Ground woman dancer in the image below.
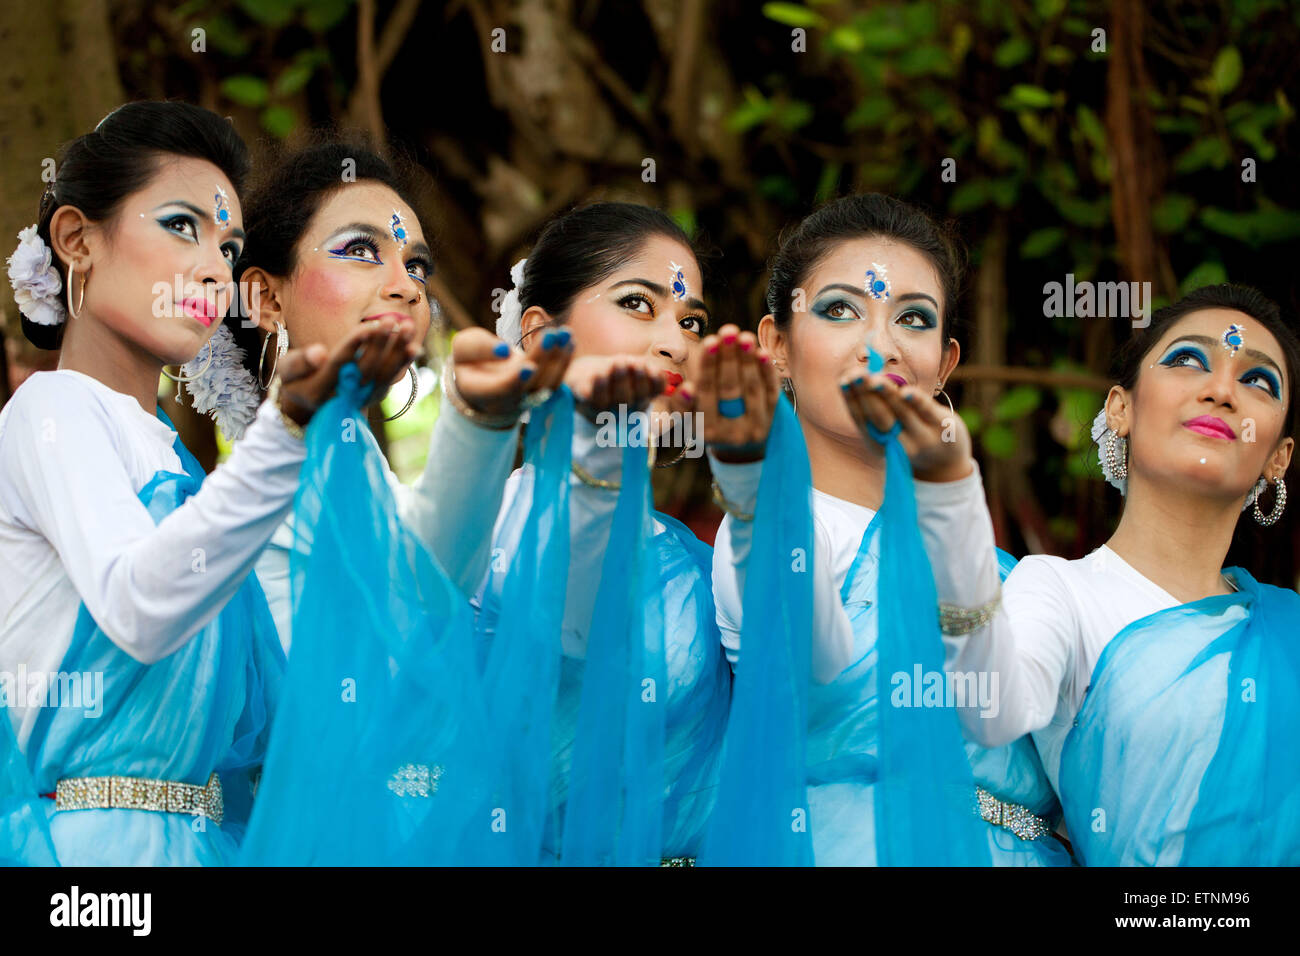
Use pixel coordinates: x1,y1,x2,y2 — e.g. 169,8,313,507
708,193,1069,865
0,102,414,865
477,202,776,864
858,284,1299,865
221,141,567,651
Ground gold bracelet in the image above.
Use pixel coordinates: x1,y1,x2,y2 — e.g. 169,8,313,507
442,362,522,431
267,379,306,441
711,478,754,521
571,461,620,490
938,591,1002,635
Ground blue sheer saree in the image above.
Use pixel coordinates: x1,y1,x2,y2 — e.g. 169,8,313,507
1,408,283,867
239,365,513,865
1059,566,1300,865
475,405,730,865
703,402,990,865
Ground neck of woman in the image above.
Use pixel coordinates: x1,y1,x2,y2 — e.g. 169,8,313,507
1106,471,1243,604
57,313,164,415
803,417,885,512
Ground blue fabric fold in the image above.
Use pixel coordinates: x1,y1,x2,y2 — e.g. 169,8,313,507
239,364,512,865
1060,566,1300,865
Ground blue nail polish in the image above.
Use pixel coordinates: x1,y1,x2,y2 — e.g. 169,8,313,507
519,367,533,382
493,342,510,358
542,332,556,350
840,381,851,391
903,392,915,402
873,382,884,392
854,376,865,386
555,329,571,346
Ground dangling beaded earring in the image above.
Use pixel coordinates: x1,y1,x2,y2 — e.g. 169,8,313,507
1253,476,1287,526
1105,429,1129,481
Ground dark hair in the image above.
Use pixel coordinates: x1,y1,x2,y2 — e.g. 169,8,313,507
24,100,251,350
764,193,966,344
230,136,429,386
1113,284,1300,440
517,202,696,336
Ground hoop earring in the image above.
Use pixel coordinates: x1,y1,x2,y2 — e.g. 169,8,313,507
1105,429,1129,481
1253,476,1287,526
934,385,956,419
161,339,215,383
258,321,288,389
384,365,420,421
783,377,798,417
65,265,86,319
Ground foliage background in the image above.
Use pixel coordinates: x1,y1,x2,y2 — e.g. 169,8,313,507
2,0,1298,584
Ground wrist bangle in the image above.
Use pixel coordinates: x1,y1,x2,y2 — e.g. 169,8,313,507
443,362,522,431
711,478,754,522
267,379,306,441
572,461,620,490
938,591,1002,635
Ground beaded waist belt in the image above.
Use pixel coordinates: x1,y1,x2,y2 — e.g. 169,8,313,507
975,786,1050,841
53,772,224,826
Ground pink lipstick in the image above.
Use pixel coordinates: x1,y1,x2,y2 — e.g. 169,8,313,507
1184,415,1236,440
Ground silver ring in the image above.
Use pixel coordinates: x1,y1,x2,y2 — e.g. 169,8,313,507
520,388,554,410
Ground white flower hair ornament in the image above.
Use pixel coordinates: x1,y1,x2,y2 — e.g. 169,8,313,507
181,324,261,442
7,225,66,327
1091,406,1261,509
496,257,527,347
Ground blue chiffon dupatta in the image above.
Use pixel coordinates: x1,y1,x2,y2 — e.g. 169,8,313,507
869,421,988,866
239,365,510,865
700,394,814,866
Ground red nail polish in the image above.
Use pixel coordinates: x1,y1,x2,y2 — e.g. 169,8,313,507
758,354,769,364
740,341,752,352
723,333,737,345
708,344,719,354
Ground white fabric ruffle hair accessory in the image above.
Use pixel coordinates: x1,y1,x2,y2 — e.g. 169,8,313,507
1091,406,1262,509
496,257,527,347
181,324,262,442
7,225,66,327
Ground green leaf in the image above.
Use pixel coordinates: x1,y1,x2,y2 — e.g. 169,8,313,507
220,75,269,108
901,2,938,37
959,407,981,435
845,95,893,130
1199,207,1300,247
204,15,250,57
236,0,295,28
982,423,1017,459
994,386,1041,421
1020,227,1066,259
1151,193,1196,233
727,89,772,133
1006,84,1054,110
1180,261,1229,296
1172,137,1230,174
1210,47,1243,96
774,100,814,131
274,62,315,98
827,25,864,52
994,35,1033,68
1052,194,1109,228
1018,110,1054,146
1076,104,1106,151
762,2,827,28
896,44,951,77
989,177,1020,208
1045,45,1073,66
814,162,842,203
948,180,989,214
1034,0,1067,18
303,0,352,32
260,105,297,138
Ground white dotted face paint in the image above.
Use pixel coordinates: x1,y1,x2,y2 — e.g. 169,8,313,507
669,262,688,301
865,262,891,299
584,292,602,304
1200,458,1207,464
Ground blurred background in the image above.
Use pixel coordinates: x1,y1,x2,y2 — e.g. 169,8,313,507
2,0,1299,583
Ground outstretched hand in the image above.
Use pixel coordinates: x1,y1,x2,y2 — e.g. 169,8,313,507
841,372,974,482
